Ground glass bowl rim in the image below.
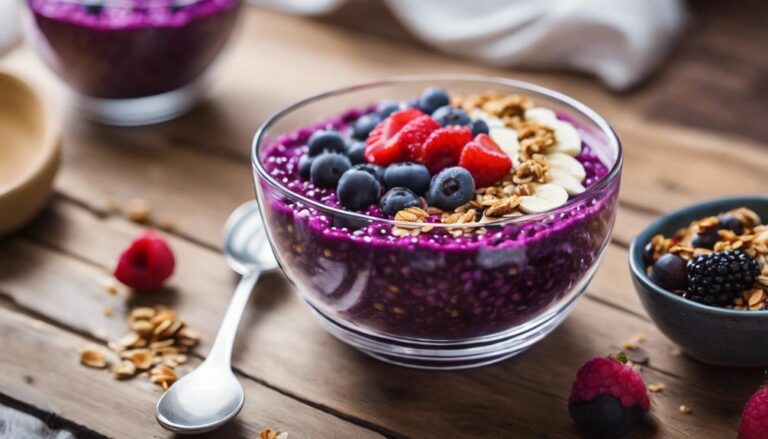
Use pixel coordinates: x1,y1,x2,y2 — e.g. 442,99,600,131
251,74,623,229
26,0,217,9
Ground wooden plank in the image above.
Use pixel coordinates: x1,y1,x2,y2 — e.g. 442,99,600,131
0,305,384,439
2,199,756,438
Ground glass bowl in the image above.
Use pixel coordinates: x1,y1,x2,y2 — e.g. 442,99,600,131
252,76,622,369
23,0,242,125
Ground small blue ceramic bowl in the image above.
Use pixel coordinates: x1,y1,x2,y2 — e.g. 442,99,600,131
629,195,768,366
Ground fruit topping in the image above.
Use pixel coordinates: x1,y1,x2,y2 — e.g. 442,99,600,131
418,87,451,114
518,183,568,214
298,154,313,179
719,212,744,235
547,169,586,195
432,105,471,127
397,115,442,161
546,152,586,182
337,170,381,211
383,162,431,195
418,125,473,174
569,356,649,438
350,163,385,184
739,384,768,439
470,119,489,136
650,254,688,291
352,113,382,140
308,129,347,156
345,141,366,165
310,153,351,188
376,100,402,118
690,228,719,249
427,167,475,211
458,134,512,187
686,250,760,306
524,108,582,156
487,127,519,161
380,187,421,216
114,231,175,290
365,108,424,166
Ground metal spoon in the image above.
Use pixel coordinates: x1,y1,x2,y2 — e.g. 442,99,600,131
155,201,278,434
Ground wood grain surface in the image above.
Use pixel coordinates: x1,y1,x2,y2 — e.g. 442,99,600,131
0,3,766,438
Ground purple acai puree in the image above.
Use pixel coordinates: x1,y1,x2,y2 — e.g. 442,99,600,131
27,0,241,99
258,107,620,340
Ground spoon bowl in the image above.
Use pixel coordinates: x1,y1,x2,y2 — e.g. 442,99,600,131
156,200,277,434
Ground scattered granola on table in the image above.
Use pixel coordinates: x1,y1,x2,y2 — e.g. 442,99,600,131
78,306,200,389
644,208,767,310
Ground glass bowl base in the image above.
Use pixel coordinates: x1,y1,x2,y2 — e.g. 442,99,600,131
74,81,204,126
307,297,580,370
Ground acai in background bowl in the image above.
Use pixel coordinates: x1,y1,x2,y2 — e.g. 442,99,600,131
251,76,623,369
629,196,768,366
23,0,242,125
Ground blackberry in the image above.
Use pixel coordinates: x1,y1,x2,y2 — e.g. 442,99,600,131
686,250,760,306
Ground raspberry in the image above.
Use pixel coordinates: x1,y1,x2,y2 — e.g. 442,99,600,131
417,125,473,173
458,134,512,187
397,115,440,160
687,250,760,306
739,385,768,439
114,231,175,290
569,357,649,438
364,108,424,166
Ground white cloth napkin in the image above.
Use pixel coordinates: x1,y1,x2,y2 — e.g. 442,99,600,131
0,0,21,56
254,0,687,90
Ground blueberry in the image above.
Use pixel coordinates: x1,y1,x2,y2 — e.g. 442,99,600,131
308,130,346,157
346,141,366,165
427,167,475,211
376,100,402,118
351,163,385,184
650,254,688,291
569,394,645,439
691,229,719,249
380,187,421,216
431,106,471,127
84,0,103,14
719,213,743,235
383,162,431,194
642,242,655,266
310,153,351,188
471,119,489,136
337,170,381,211
298,154,313,179
352,114,381,140
418,87,450,114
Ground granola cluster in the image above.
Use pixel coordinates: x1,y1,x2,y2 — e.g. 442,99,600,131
646,207,768,310
80,306,200,389
391,92,561,237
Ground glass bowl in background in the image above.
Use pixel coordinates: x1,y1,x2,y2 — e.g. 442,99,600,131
252,76,622,369
23,0,242,125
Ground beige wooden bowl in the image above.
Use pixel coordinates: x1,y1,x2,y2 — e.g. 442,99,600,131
0,71,60,236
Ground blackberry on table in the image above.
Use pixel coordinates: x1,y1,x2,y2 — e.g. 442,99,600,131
686,250,760,306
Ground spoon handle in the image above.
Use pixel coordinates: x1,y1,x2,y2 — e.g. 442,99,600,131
206,269,261,366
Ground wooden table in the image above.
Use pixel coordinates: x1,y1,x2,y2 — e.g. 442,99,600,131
1,3,767,437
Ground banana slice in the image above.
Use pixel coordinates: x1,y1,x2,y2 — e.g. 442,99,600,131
519,183,569,214
546,152,586,182
548,169,586,195
525,107,558,123
489,127,519,160
469,109,504,129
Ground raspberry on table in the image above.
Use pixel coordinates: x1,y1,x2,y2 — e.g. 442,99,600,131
114,231,175,290
740,385,768,439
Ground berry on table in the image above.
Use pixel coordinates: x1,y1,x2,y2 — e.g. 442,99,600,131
310,153,351,188
365,108,424,166
418,87,451,114
432,105,471,127
427,167,475,211
376,100,402,118
569,356,649,438
345,141,366,165
383,162,431,195
308,130,347,156
337,170,381,211
739,384,768,439
686,250,760,306
470,119,489,136
351,163,385,184
458,134,512,187
719,212,744,235
417,125,473,173
114,231,175,290
352,114,382,140
649,253,688,291
380,187,421,216
298,154,313,179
